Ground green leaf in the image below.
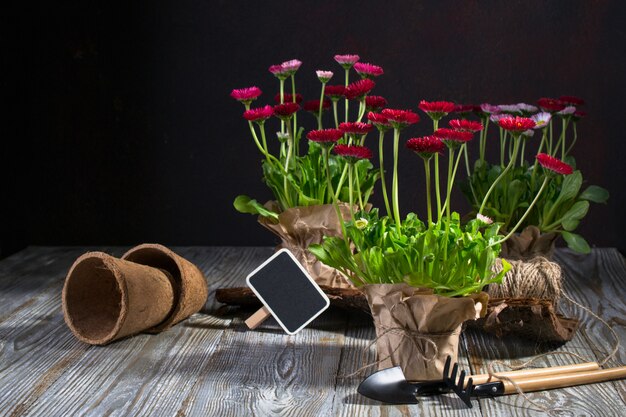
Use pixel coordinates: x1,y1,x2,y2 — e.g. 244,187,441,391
579,185,609,204
556,171,582,204
233,195,279,220
562,231,591,254
561,200,589,223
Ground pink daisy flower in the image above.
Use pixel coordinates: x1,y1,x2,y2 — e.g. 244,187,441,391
306,129,344,143
344,79,376,100
333,144,373,161
448,119,484,132
334,54,360,69
365,95,388,112
339,122,374,136
536,153,573,175
381,109,420,129
316,70,333,83
406,136,445,159
243,105,273,122
353,62,384,79
230,86,262,104
324,85,346,101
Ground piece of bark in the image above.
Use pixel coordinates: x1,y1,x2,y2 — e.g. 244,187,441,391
215,287,579,342
215,285,369,312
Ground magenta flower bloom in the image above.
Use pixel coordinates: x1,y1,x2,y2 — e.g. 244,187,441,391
537,97,566,112
498,104,522,114
316,70,333,83
449,119,484,132
307,128,343,144
434,128,474,148
274,93,303,104
365,95,388,112
243,105,274,122
273,102,300,120
230,86,262,104
281,59,302,74
381,109,420,129
573,110,587,121
418,100,456,120
406,136,445,159
333,144,373,161
353,62,384,79
345,79,375,100
490,113,509,124
557,106,576,116
517,103,538,113
304,99,331,112
476,213,493,225
498,116,536,132
324,85,346,101
453,104,475,114
536,153,573,175
531,112,552,129
334,54,360,69
339,122,374,136
559,95,585,106
480,103,501,115
367,112,392,132
269,64,290,79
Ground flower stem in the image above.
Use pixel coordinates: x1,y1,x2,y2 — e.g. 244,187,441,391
356,99,366,122
334,163,349,200
283,122,295,207
433,119,442,221
480,117,489,162
424,158,432,227
520,138,526,167
322,146,348,239
445,147,455,222
499,127,505,167
392,128,402,233
529,134,543,190
490,176,549,246
479,136,521,215
279,79,285,134
332,100,339,128
354,163,364,209
344,68,349,123
290,75,299,156
318,83,326,130
548,119,553,154
441,146,465,215
348,162,355,219
566,121,578,156
378,130,392,218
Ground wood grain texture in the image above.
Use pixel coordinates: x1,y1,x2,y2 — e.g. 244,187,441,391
0,247,624,417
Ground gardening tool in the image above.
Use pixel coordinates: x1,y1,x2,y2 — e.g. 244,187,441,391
358,359,599,404
444,357,626,408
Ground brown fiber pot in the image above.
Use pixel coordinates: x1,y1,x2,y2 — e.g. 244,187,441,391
63,252,176,345
121,243,208,333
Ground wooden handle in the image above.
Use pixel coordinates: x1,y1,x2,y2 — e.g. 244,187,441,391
502,366,626,394
245,306,271,330
470,362,600,385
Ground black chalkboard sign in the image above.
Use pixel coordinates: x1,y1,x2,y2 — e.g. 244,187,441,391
246,249,330,335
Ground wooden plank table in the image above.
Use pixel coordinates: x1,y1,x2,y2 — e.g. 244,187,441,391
0,247,624,416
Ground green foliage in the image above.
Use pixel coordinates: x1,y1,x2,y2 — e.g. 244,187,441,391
232,195,279,220
462,159,608,253
310,209,511,296
235,141,379,217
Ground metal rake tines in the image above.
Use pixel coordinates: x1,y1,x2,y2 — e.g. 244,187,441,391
443,356,475,408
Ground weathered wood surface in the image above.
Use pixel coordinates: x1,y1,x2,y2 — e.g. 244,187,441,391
0,246,624,416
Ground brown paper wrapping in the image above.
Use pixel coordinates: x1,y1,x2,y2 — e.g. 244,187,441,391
500,225,558,261
259,201,354,289
363,284,488,381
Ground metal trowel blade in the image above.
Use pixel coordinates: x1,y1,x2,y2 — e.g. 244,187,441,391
357,366,419,404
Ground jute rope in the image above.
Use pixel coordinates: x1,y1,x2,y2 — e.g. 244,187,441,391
483,258,621,416
488,257,562,301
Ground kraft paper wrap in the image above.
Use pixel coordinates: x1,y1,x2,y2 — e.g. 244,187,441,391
363,284,488,381
259,201,354,289
500,225,558,261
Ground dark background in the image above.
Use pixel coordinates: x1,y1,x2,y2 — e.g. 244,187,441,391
3,0,625,257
